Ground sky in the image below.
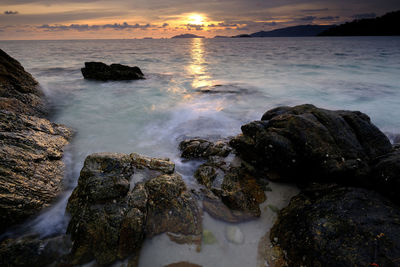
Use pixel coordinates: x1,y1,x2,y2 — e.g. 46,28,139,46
0,0,399,40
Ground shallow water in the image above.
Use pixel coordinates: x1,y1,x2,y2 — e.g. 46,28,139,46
1,37,400,265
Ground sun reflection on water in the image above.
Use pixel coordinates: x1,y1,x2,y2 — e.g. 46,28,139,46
188,38,213,89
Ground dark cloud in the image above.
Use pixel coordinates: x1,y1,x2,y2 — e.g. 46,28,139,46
162,23,169,27
38,22,152,31
301,8,329,13
319,16,340,20
185,23,204,31
352,13,377,19
265,22,277,26
4,11,19,15
218,22,238,27
299,16,316,21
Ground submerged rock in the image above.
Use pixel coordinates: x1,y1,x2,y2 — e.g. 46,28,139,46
66,152,201,266
81,62,144,81
230,104,392,185
0,49,47,117
202,229,218,245
164,262,202,267
225,226,244,245
270,186,400,267
0,50,73,234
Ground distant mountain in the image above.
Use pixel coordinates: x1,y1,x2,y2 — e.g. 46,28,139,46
247,25,334,37
214,35,230,38
172,34,205,39
319,10,400,36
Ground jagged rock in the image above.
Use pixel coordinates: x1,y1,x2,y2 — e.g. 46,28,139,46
0,49,47,117
81,62,144,81
270,186,400,267
371,147,400,205
145,173,202,244
179,138,266,221
66,152,201,266
0,110,72,234
0,234,71,267
230,104,392,185
179,139,231,159
0,49,72,234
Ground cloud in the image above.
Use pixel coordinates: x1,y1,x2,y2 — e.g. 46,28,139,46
0,10,127,25
37,22,153,31
319,16,340,20
299,16,316,21
352,13,377,19
185,23,204,31
301,8,329,13
4,11,19,15
162,23,169,27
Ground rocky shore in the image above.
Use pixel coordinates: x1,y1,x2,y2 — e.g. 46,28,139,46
1,49,399,267
0,49,72,234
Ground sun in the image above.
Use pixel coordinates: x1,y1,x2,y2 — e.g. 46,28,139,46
188,14,205,25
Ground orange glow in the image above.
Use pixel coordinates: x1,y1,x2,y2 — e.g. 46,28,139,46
188,14,205,25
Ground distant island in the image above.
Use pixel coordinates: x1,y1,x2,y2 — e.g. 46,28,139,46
240,25,334,38
319,10,400,36
172,34,205,39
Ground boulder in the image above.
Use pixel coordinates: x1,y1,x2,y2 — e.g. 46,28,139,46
81,62,144,81
179,139,266,222
230,104,392,185
0,49,46,117
66,152,201,266
0,49,73,233
371,147,400,205
179,138,231,159
269,186,400,267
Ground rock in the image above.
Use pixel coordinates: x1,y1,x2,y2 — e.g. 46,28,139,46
270,186,400,267
203,196,259,223
81,62,144,81
0,49,73,233
0,49,47,117
164,262,202,267
225,226,244,245
230,104,392,185
179,138,266,221
145,173,202,245
0,234,71,266
0,110,72,234
66,152,201,266
179,139,231,159
202,229,218,245
371,147,400,205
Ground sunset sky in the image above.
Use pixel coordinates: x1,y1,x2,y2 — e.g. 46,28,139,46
0,0,399,40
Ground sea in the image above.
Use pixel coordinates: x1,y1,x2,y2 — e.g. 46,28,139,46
1,37,400,266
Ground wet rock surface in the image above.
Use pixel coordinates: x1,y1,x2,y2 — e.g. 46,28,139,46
179,138,266,222
270,186,400,267
81,62,144,81
371,147,400,205
0,50,72,234
0,49,47,117
230,104,392,185
66,152,202,266
179,138,231,159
